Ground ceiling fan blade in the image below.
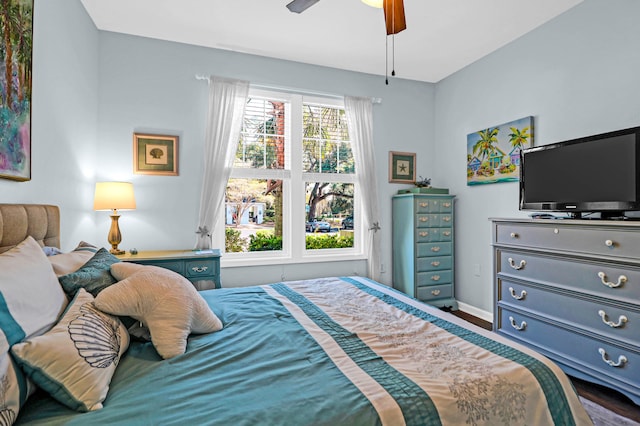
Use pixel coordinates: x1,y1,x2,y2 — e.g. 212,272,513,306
286,0,320,13
383,0,406,35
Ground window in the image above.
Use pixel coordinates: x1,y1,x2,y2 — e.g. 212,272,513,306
219,89,362,264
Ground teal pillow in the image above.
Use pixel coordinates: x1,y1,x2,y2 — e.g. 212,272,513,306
58,248,120,298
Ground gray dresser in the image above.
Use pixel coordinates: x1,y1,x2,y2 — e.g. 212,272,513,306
491,218,640,405
393,193,457,309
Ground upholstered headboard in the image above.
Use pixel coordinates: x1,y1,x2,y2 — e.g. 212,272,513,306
0,204,60,253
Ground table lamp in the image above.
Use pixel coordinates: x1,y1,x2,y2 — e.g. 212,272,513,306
94,181,136,255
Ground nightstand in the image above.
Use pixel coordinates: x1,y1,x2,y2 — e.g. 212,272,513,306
116,249,221,290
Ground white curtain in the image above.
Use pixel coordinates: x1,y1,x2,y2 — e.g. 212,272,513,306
345,96,381,281
195,76,250,249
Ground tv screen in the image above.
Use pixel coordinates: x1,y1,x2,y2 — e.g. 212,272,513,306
520,127,640,216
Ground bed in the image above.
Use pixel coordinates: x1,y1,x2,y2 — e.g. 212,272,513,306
0,204,593,425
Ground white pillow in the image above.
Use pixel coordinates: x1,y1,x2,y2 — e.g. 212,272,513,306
0,236,68,345
11,289,130,412
48,241,98,276
95,263,223,359
0,330,34,425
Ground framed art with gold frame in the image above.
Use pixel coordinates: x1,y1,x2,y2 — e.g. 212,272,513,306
389,151,416,183
133,133,178,176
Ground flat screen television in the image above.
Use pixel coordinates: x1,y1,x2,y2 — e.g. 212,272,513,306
519,126,640,219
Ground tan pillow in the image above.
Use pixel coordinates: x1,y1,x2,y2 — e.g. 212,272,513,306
48,241,98,276
94,263,223,359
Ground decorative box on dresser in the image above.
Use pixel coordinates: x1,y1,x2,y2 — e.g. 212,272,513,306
491,218,640,405
393,193,457,309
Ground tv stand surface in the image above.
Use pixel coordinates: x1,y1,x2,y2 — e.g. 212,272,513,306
491,218,640,405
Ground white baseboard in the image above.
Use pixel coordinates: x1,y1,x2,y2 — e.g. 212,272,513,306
457,301,493,324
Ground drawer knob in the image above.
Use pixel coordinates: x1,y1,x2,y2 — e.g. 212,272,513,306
510,232,518,239
431,289,441,296
431,261,440,267
443,217,451,222
431,246,441,252
419,231,429,237
191,266,209,273
597,272,627,288
605,239,614,247
420,217,428,222
509,316,527,331
443,202,451,208
431,275,440,281
443,231,451,237
508,287,527,300
508,258,526,270
598,310,628,328
598,348,628,368
420,202,428,207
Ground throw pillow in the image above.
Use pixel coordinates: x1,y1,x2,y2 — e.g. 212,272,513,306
95,263,223,359
0,331,33,425
0,236,68,345
11,289,130,412
48,241,98,276
57,248,120,298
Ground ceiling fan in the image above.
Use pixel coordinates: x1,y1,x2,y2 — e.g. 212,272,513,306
286,0,406,36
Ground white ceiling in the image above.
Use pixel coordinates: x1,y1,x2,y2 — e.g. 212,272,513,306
80,0,583,83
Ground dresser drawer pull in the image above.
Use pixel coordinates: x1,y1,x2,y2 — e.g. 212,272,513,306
431,261,441,267
419,231,429,237
443,217,451,222
443,202,451,208
431,289,441,296
508,316,527,331
431,275,440,281
191,266,209,273
443,231,451,237
420,217,429,222
598,310,628,328
508,287,527,300
419,202,428,207
597,272,627,288
598,348,628,368
507,258,526,270
431,246,441,252
510,232,518,239
605,239,614,247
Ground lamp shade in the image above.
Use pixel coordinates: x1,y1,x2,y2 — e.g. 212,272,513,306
362,0,383,8
94,182,136,211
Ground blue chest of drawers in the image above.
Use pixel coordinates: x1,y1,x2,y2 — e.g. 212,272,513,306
393,193,457,309
491,218,640,405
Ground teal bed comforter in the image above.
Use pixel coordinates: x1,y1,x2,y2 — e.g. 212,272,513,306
15,276,592,425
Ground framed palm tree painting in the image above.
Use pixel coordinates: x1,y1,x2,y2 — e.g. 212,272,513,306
466,116,533,186
0,0,33,181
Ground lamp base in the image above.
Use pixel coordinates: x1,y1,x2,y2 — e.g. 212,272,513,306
108,213,125,256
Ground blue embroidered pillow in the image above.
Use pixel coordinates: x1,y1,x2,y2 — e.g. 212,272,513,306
57,248,120,298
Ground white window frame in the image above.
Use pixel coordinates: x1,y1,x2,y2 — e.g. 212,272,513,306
216,89,365,267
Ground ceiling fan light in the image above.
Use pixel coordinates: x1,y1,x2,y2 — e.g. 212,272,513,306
362,0,383,8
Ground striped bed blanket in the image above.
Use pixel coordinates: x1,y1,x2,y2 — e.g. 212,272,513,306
17,276,592,425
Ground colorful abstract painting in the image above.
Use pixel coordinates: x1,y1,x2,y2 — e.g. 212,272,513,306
0,0,33,181
467,116,533,186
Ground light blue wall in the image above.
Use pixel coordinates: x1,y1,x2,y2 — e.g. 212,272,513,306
3,0,435,285
0,0,99,248
434,0,640,315
94,32,435,286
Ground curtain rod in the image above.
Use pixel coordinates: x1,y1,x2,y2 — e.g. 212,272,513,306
195,74,382,104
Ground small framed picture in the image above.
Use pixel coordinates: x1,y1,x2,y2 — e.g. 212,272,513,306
389,151,416,183
133,133,178,176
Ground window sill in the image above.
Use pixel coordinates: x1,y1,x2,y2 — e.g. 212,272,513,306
221,252,367,268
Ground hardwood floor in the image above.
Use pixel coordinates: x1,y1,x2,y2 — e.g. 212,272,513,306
449,310,640,422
